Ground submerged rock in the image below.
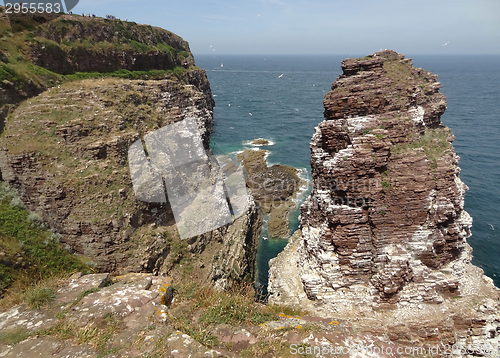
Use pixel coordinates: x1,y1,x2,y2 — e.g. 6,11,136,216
249,138,272,146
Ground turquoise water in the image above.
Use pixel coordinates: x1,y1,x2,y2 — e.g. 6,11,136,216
195,54,500,293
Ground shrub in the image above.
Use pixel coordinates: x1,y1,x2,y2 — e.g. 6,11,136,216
0,265,13,292
27,212,44,227
9,197,25,209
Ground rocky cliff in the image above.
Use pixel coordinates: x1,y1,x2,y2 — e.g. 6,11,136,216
269,50,500,350
0,9,196,134
0,11,261,287
28,16,195,74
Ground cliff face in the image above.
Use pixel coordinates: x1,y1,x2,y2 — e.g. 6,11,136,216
300,50,471,303
0,13,261,286
29,15,195,74
269,51,500,349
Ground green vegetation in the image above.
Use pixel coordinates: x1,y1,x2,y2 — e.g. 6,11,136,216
171,282,307,348
24,286,56,309
0,182,92,301
354,56,371,61
0,12,194,120
381,181,391,188
391,128,451,170
383,60,411,86
0,328,31,345
39,313,122,350
63,66,188,81
240,341,311,358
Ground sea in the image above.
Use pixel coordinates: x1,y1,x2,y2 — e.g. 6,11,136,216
194,54,500,296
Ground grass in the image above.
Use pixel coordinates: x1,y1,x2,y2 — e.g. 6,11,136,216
63,66,189,81
40,313,122,350
0,309,120,348
171,282,308,348
24,286,56,309
240,341,311,358
0,11,195,131
183,283,276,325
353,56,371,61
0,182,92,302
383,60,411,86
390,128,451,170
0,328,31,345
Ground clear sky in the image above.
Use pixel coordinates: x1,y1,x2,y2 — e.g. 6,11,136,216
75,0,500,55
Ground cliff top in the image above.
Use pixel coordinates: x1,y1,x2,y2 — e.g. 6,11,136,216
0,7,198,124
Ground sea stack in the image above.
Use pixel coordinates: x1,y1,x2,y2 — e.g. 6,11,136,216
269,50,500,347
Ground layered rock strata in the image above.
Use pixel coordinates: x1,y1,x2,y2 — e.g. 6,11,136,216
269,50,500,350
0,15,261,287
0,10,195,135
25,14,194,75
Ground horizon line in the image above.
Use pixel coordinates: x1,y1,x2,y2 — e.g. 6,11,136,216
193,52,500,56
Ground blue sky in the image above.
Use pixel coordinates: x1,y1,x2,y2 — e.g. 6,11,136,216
75,0,499,55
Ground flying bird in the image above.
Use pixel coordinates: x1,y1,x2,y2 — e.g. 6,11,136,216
278,74,284,78
442,41,450,47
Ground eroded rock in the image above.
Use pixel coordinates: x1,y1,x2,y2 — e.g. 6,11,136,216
268,50,500,353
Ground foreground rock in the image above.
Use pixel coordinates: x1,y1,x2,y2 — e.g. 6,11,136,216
269,50,500,353
237,149,305,239
0,272,398,358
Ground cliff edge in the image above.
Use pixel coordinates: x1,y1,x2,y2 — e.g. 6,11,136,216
0,10,261,289
269,50,500,350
